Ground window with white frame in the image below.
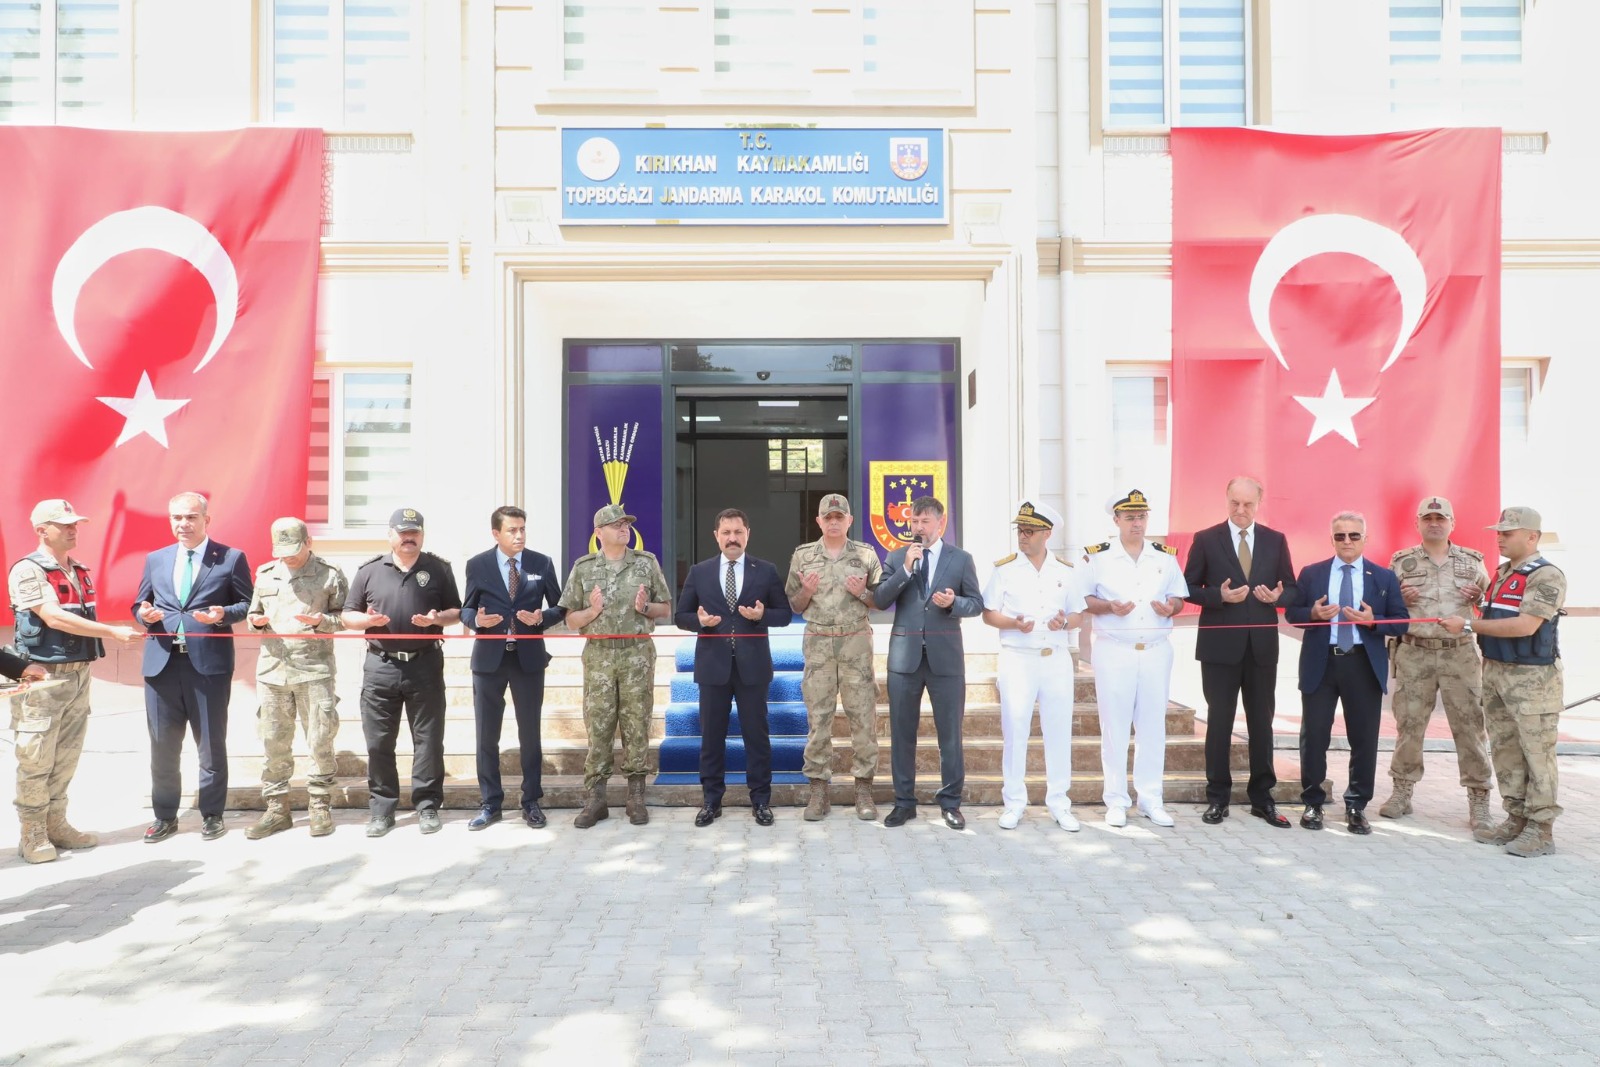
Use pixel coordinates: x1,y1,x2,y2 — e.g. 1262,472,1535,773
1388,2,1523,122
268,0,418,129
309,368,414,530
1499,361,1534,492
1108,367,1172,531
1104,0,1249,129
0,1,131,124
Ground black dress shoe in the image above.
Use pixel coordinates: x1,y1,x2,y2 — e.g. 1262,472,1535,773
941,808,966,831
753,805,775,827
144,818,178,844
522,804,547,829
1250,804,1292,828
884,805,917,828
1346,808,1372,835
201,815,227,841
468,808,501,831
1300,805,1325,830
694,805,722,828
418,809,442,834
365,815,395,838
1201,803,1229,825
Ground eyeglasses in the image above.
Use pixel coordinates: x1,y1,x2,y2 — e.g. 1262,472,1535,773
1331,532,1364,543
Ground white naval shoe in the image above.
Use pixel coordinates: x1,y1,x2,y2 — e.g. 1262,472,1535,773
998,808,1024,830
1047,804,1081,832
1139,803,1175,828
1105,806,1128,828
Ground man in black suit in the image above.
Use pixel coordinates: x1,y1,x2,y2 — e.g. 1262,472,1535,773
1182,476,1298,827
1286,511,1410,835
675,508,793,827
461,506,566,830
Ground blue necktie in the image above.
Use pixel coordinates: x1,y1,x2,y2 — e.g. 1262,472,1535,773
917,550,930,598
176,548,195,646
1337,563,1355,652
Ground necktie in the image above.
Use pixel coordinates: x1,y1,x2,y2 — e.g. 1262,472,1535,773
507,556,521,600
725,559,737,611
918,548,930,597
1338,563,1355,652
1237,530,1252,580
176,548,195,645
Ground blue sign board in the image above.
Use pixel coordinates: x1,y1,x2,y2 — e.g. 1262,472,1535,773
560,127,947,226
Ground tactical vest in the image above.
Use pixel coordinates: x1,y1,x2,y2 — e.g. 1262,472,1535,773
11,552,103,663
1478,558,1561,665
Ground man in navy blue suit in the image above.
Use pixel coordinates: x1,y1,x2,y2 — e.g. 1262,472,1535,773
461,506,566,830
674,508,793,827
133,491,254,843
1286,511,1410,835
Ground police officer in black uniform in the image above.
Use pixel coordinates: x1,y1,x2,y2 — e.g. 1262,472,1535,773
341,508,462,838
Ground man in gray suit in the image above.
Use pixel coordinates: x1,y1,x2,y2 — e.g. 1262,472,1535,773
872,496,984,829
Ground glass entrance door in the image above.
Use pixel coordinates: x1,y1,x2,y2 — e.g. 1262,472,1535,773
673,391,848,589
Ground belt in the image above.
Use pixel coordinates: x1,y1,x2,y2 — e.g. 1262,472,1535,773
1330,646,1363,657
1099,637,1165,651
172,644,187,654
804,625,867,638
370,644,439,663
1401,633,1472,650
1003,646,1061,657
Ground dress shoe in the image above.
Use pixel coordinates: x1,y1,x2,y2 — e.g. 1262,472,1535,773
998,808,1023,830
522,804,547,829
418,808,442,834
1105,806,1128,828
883,805,917,828
1139,804,1175,828
752,805,775,827
1346,808,1371,835
1300,805,1324,830
694,805,722,828
468,808,501,831
1047,804,1081,833
143,818,179,844
1201,803,1229,825
1250,804,1292,829
201,815,227,841
365,814,395,838
941,808,966,831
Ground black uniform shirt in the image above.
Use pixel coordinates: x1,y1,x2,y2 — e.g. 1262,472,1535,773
347,552,462,654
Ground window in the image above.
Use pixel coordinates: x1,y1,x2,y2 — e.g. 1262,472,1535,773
269,0,418,129
1104,0,1248,129
309,368,413,529
1108,368,1172,529
0,1,131,124
1499,361,1534,491
1388,2,1523,122
768,438,825,475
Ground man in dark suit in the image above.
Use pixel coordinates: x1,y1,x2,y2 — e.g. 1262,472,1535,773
133,491,254,843
461,506,566,831
871,496,984,830
1183,476,1299,827
1286,511,1410,835
675,508,793,827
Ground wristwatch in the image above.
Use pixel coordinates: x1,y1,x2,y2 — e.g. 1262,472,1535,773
1462,620,1474,634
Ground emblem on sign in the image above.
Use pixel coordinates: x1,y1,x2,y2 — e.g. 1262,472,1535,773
889,137,928,181
590,422,646,553
868,460,949,552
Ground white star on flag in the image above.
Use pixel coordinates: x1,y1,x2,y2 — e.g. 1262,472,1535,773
1293,369,1376,447
96,371,191,448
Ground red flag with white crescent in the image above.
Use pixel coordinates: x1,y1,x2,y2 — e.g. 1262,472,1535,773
1169,127,1501,568
0,127,323,621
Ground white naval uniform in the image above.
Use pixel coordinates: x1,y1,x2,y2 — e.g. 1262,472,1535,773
982,553,1085,813
1082,538,1189,809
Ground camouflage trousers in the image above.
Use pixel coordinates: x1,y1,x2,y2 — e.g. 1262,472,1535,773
1388,642,1492,789
800,630,878,782
258,678,339,798
581,642,655,791
10,660,93,819
1482,659,1563,824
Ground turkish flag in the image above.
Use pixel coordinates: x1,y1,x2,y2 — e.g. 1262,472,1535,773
0,128,323,621
1170,128,1501,568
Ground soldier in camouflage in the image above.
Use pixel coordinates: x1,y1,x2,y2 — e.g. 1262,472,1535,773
559,503,672,828
1441,506,1566,858
244,518,349,839
1381,497,1494,830
784,493,884,821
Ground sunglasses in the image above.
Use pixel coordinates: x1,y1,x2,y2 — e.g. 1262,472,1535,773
1331,532,1364,543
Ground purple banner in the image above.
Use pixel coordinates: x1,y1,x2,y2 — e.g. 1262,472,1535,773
565,383,665,565
857,381,959,563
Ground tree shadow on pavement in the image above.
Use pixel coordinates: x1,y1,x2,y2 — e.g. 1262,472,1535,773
0,859,201,954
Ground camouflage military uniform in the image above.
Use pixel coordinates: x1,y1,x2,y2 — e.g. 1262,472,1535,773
785,539,883,781
1481,559,1566,824
1388,543,1492,788
559,549,671,791
248,554,348,799
7,557,95,821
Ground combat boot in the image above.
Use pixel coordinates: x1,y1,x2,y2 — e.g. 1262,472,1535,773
803,778,831,821
1466,788,1494,833
1474,813,1526,845
854,777,877,821
574,787,609,828
308,796,334,837
46,809,99,850
246,798,293,840
17,818,57,864
1505,821,1555,858
626,775,649,825
1378,780,1413,819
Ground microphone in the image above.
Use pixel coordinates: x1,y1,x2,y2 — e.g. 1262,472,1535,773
909,535,924,576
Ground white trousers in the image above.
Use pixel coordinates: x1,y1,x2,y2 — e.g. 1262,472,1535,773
1093,637,1173,808
996,647,1075,811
